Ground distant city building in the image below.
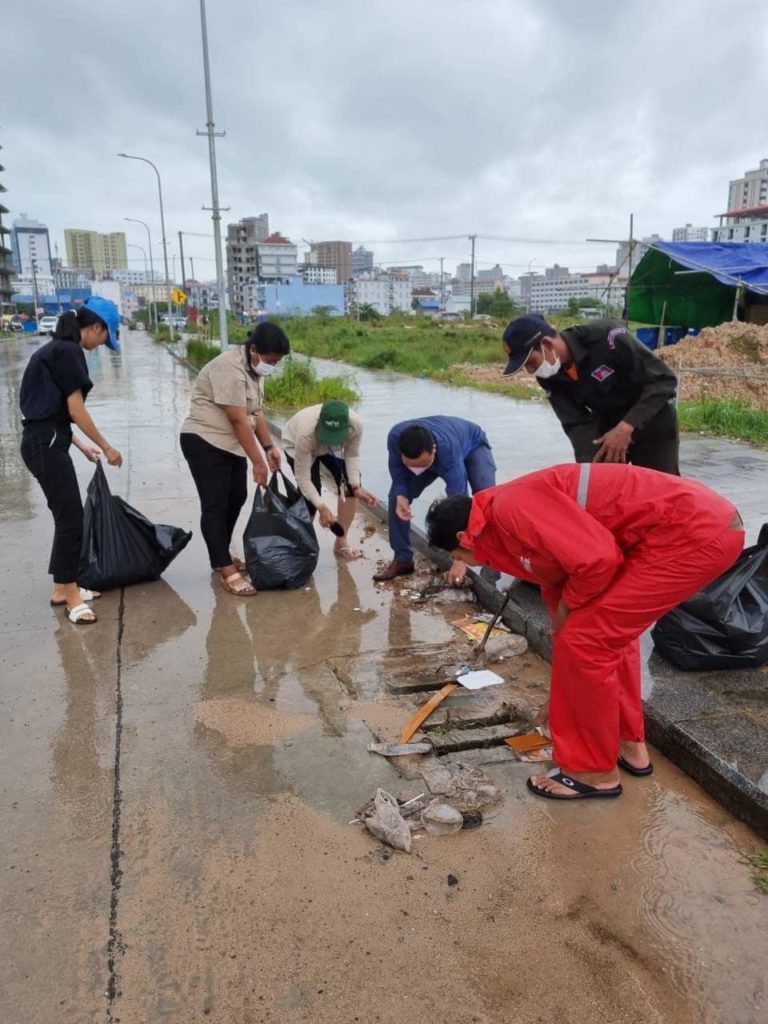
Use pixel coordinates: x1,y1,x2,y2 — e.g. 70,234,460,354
712,158,768,244
298,263,337,285
51,258,92,290
351,245,374,276
616,234,662,272
64,229,128,273
109,268,165,286
187,281,219,311
11,213,52,277
226,214,270,315
671,223,710,242
308,240,352,284
521,264,627,314
350,272,412,315
256,233,298,280
253,278,345,318
0,145,14,309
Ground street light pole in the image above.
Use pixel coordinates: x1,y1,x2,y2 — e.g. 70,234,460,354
117,152,174,340
127,242,151,326
125,217,158,328
197,0,229,350
30,258,40,332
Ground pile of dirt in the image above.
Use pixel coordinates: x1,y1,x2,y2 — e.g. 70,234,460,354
657,322,768,407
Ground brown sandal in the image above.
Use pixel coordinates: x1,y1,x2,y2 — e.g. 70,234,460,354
221,571,257,596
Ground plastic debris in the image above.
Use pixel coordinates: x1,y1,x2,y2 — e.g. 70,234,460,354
421,801,464,835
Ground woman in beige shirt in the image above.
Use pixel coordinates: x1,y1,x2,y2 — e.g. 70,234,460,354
180,322,289,594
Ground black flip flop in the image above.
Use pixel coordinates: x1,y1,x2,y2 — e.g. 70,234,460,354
526,771,623,801
617,755,654,777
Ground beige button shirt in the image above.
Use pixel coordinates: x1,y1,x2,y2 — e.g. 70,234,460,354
180,346,264,455
281,404,363,507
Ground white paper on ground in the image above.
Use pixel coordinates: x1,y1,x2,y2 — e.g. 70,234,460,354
456,669,504,690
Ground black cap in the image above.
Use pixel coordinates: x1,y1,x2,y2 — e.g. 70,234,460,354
502,315,556,375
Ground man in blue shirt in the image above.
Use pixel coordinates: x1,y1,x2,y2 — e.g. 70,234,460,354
373,415,497,582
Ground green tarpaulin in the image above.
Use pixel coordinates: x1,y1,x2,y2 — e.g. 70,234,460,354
629,242,768,328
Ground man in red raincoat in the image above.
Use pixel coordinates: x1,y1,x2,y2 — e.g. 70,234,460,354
426,463,744,801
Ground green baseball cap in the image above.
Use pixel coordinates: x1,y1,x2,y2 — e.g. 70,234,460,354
316,400,350,445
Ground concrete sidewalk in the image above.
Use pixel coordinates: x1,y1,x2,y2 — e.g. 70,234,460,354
1,330,767,1024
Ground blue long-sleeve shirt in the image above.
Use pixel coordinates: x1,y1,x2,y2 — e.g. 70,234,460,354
387,416,490,498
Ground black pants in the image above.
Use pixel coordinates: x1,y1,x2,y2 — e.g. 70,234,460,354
576,402,680,475
285,453,353,518
21,422,83,584
180,432,247,568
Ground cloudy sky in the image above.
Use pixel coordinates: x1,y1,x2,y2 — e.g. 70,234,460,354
4,0,767,280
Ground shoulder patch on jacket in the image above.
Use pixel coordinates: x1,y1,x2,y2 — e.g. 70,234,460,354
606,327,625,349
591,364,615,382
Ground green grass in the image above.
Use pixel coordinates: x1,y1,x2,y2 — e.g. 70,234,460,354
745,852,768,893
185,337,219,367
264,356,359,408
678,398,768,447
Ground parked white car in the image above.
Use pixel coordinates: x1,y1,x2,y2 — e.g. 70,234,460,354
37,315,59,334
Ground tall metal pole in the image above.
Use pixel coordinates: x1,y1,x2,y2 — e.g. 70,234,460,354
469,234,477,317
625,212,634,327
178,231,187,293
125,218,157,328
198,0,229,350
31,258,40,332
126,243,150,324
117,153,174,339
439,256,444,309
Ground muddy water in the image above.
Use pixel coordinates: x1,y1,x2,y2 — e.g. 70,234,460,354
1,332,767,1024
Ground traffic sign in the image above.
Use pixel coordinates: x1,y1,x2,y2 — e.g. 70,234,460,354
171,288,188,305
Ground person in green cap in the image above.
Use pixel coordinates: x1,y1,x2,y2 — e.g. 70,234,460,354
281,401,378,559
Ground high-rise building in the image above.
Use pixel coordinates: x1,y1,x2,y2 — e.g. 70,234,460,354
0,145,13,310
308,240,352,284
351,245,374,276
12,213,52,276
712,159,768,244
64,229,128,272
226,215,270,315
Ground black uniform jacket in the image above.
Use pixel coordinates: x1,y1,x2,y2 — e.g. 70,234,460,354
538,319,678,461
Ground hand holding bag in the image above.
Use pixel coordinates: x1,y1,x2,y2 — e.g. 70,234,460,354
243,471,319,590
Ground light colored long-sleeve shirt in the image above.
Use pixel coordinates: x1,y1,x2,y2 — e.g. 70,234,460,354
281,404,363,507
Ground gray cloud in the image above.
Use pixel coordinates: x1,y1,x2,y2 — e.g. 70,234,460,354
4,0,767,276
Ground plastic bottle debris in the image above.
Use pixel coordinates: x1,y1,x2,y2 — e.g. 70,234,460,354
364,789,412,852
421,800,464,835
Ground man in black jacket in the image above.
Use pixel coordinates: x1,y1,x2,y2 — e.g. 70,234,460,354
502,315,679,473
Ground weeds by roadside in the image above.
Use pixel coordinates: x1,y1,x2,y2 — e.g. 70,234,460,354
678,398,768,447
264,357,359,408
745,851,768,892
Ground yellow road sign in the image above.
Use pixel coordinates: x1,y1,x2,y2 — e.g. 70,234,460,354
171,288,188,305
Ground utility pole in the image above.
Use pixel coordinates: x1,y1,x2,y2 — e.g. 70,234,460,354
31,258,40,332
439,256,445,309
625,212,634,327
178,230,187,293
198,0,229,350
469,234,477,317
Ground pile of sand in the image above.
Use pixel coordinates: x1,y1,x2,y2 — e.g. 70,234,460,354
658,322,768,406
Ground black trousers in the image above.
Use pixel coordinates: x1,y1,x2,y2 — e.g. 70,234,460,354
21,422,83,584
285,453,354,517
575,402,680,475
180,432,248,568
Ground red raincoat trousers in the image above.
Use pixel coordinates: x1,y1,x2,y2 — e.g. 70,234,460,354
464,464,744,774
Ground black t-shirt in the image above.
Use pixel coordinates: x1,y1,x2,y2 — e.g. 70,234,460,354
19,338,93,425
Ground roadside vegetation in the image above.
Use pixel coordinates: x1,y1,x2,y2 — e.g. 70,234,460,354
677,397,768,446
746,851,768,893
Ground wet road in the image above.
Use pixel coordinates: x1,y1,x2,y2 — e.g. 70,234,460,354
1,331,767,1024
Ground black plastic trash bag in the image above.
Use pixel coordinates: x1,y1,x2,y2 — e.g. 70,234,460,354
79,462,192,590
243,472,319,590
651,524,768,670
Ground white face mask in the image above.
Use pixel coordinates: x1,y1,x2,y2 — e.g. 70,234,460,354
533,352,561,379
252,360,277,377
409,465,429,476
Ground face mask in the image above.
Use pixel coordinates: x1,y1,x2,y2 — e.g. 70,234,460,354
533,352,561,379
252,360,277,377
329,445,345,457
409,465,429,476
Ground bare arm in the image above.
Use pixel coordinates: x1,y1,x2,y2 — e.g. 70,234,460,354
253,410,281,471
67,391,122,467
224,405,269,484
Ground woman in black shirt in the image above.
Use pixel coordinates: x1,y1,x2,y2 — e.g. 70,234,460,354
19,297,123,624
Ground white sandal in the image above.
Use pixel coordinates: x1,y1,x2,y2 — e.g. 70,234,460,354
51,587,101,607
221,571,257,596
67,602,98,625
